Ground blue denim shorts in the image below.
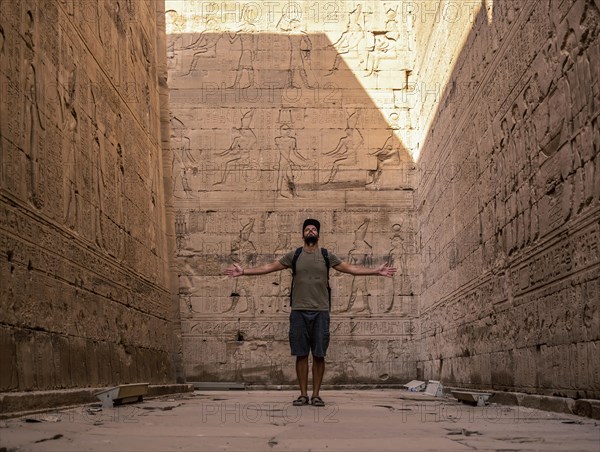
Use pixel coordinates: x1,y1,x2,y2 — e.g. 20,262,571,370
289,310,330,357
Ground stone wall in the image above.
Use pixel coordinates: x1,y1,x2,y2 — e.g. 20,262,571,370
0,0,181,391
166,0,420,385
416,0,600,398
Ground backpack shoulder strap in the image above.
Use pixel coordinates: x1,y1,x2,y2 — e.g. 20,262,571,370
291,247,303,275
320,248,330,270
321,248,332,309
290,247,303,307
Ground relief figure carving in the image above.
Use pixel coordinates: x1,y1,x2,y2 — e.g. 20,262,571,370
342,219,373,314
275,115,306,198
325,4,366,76
364,6,402,77
171,116,196,197
23,11,46,209
364,32,394,77
62,61,79,230
150,160,161,253
165,10,187,69
178,258,197,317
116,144,126,260
214,110,256,186
90,82,106,248
384,223,410,313
277,16,315,89
226,219,257,314
366,129,401,189
272,232,292,303
127,24,139,68
228,18,257,89
323,111,364,184
494,117,510,202
184,19,221,76
91,130,106,249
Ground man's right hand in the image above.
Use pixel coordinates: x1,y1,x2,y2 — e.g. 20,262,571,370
224,263,243,277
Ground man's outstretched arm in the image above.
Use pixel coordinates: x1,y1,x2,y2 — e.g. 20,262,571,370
334,262,396,277
224,260,286,277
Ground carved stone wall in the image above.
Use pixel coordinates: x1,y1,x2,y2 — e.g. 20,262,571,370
4,0,594,399
416,0,600,398
0,0,181,391
166,1,419,385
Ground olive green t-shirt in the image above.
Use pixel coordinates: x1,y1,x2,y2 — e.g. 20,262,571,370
279,248,342,311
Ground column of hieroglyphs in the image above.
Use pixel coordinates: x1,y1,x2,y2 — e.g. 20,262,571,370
0,0,181,391
415,0,600,397
166,0,420,385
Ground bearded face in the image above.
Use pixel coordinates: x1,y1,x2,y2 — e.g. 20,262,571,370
303,226,319,245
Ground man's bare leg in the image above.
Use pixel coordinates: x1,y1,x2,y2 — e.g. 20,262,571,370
296,355,309,397
312,356,325,397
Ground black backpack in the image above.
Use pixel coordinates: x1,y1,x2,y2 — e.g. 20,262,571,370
290,247,331,309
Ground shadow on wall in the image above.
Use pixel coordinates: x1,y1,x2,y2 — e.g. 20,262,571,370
166,30,415,197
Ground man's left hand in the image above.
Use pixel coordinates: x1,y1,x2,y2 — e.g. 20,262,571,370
377,263,397,277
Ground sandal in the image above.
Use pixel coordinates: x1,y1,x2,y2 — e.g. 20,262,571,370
311,396,325,407
293,395,309,406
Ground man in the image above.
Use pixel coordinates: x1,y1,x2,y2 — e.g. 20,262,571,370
224,219,397,407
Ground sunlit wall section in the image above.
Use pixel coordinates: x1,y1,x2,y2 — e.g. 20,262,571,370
416,0,600,398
